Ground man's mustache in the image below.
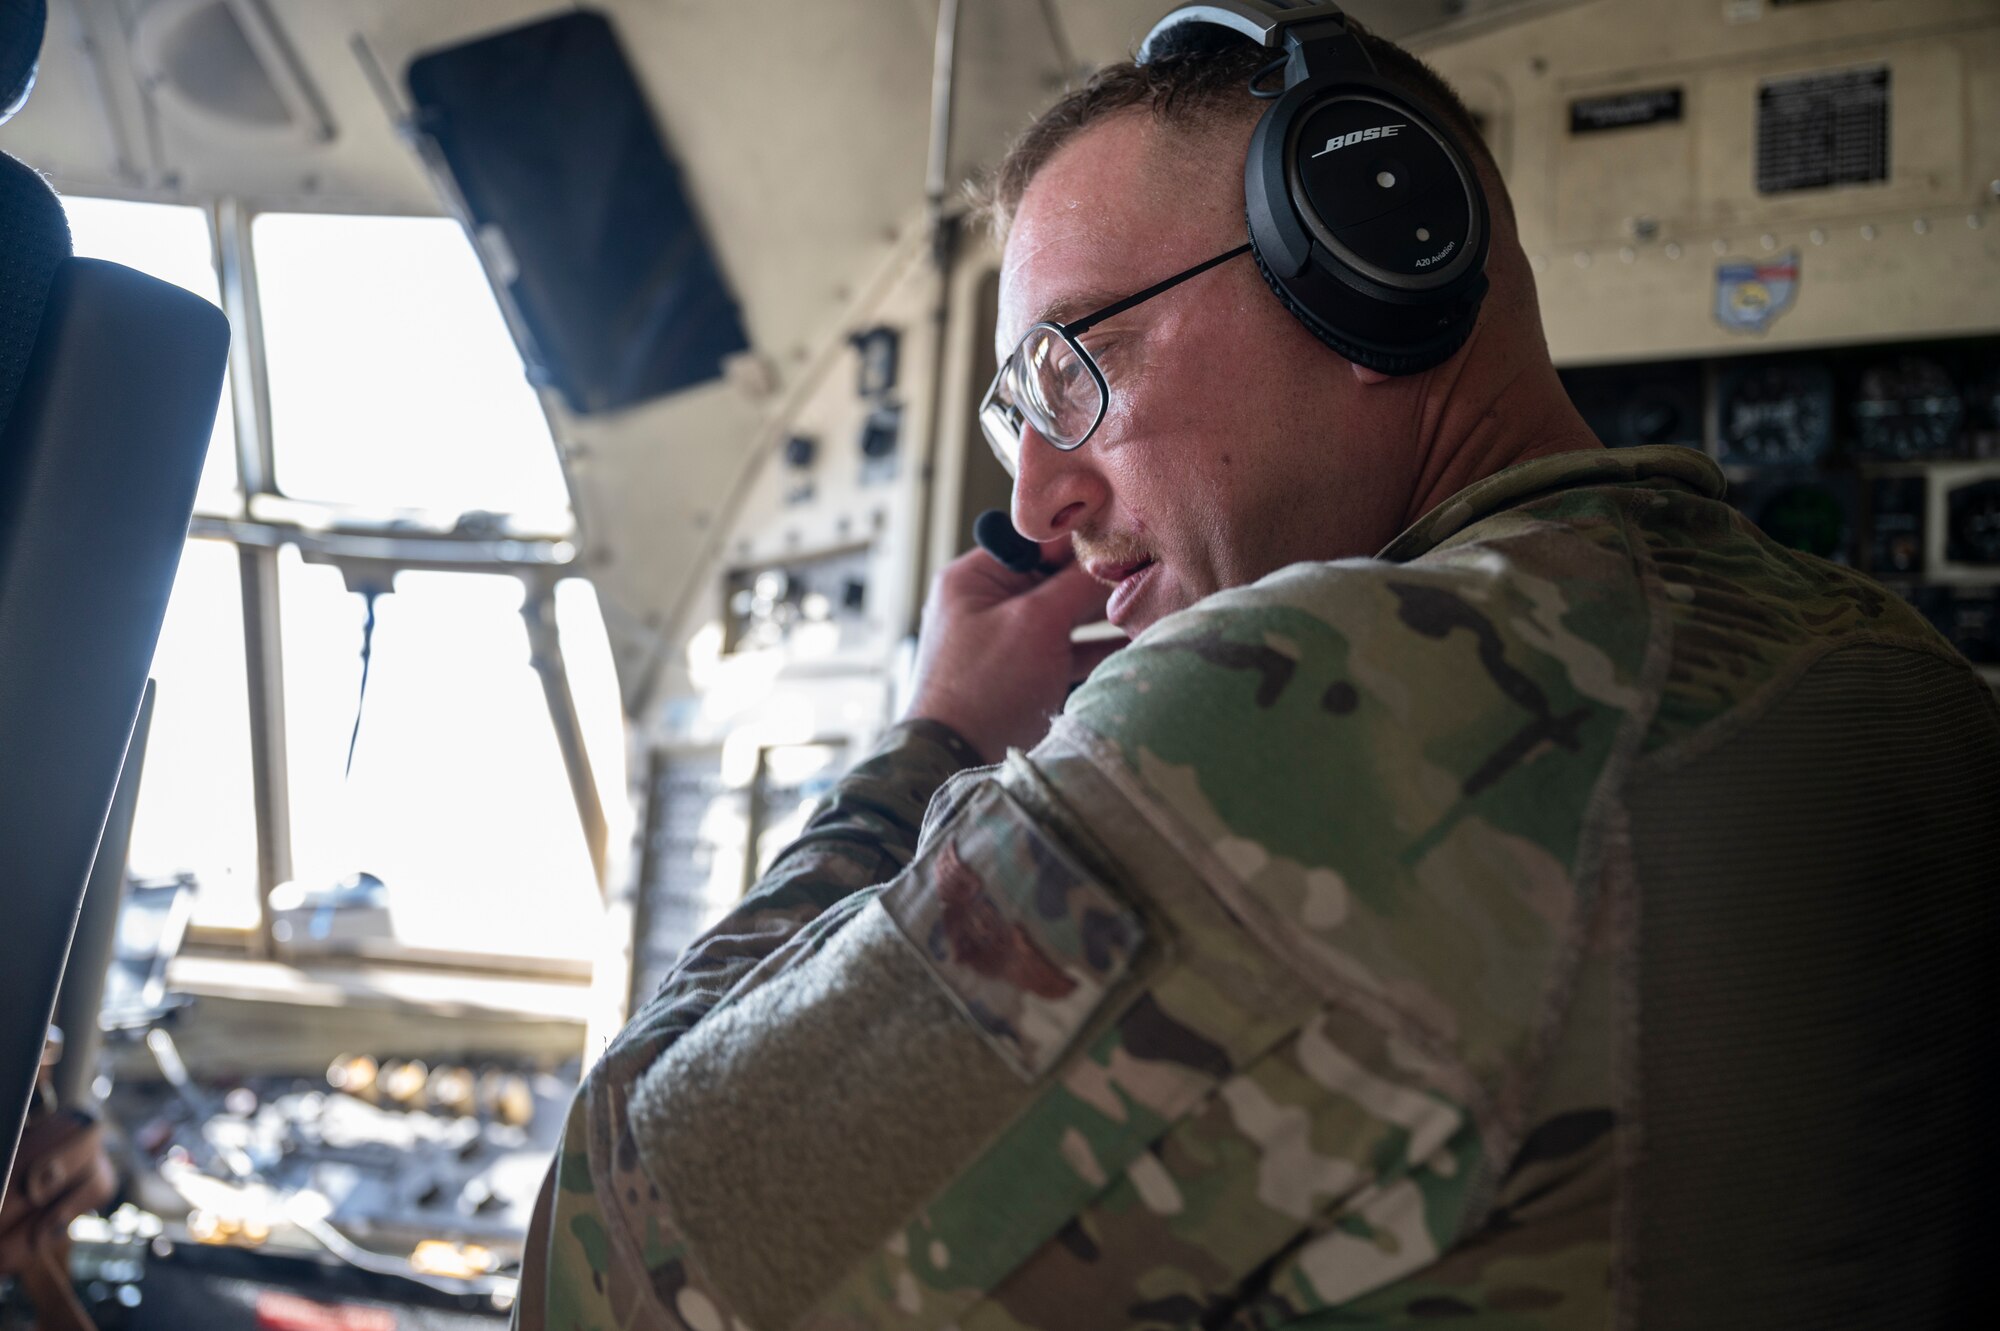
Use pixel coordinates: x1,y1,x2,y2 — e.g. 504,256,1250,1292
1071,529,1153,578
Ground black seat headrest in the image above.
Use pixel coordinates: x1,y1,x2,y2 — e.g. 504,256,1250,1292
1,0,47,126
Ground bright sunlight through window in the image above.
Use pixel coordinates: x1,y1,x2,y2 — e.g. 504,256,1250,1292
278,554,612,960
61,196,238,514
124,539,261,928
254,213,572,525
75,199,622,958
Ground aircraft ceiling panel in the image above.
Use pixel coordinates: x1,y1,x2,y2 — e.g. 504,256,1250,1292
1044,0,1555,66
0,1,128,184
937,0,1082,208
601,1,935,365
1043,0,1159,68
8,0,435,211
943,0,1568,194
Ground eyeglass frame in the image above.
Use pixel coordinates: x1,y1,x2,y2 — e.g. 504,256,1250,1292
979,241,1254,474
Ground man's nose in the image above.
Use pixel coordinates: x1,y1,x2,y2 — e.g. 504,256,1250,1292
1010,424,1109,541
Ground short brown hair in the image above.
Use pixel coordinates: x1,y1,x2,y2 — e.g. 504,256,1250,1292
979,18,1503,240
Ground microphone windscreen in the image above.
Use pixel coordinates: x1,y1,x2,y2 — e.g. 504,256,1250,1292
973,509,1044,573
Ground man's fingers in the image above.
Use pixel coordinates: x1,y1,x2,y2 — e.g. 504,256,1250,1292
946,545,1039,605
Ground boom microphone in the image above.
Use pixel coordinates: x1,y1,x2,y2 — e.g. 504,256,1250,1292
973,509,1050,574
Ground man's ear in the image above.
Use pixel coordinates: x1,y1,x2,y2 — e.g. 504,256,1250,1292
1349,362,1391,385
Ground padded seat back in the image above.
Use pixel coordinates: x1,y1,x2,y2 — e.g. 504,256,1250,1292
0,0,231,1203
0,135,67,434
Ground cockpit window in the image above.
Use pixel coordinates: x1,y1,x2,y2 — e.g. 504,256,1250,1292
278,555,613,959
125,538,262,930
62,196,240,516
253,212,571,526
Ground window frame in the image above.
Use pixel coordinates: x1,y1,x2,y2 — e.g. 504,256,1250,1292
138,197,612,968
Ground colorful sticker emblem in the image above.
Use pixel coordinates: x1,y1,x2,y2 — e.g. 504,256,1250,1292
1715,250,1799,332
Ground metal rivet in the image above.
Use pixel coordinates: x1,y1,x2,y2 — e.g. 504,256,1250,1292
1760,233,1778,251
1913,218,1929,235
1664,242,1683,259
1810,227,1828,245
1377,171,1396,189
1861,224,1877,240
1970,214,1985,230
1416,227,1431,242
1713,238,1730,255
1619,246,1636,263
1574,250,1592,268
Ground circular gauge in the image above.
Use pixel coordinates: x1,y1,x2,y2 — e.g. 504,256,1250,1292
1867,476,1926,575
1964,362,2000,435
1718,362,1835,466
1945,478,2000,566
1852,356,1963,459
1620,390,1691,447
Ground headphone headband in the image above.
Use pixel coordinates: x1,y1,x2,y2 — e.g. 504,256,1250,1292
1138,1,1350,63
1134,1,1491,375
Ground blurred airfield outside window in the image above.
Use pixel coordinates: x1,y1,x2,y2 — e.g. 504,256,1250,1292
62,196,624,960
125,539,263,929
279,556,612,961
254,212,572,526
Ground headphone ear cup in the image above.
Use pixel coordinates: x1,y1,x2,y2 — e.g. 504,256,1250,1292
1248,235,1483,376
1243,63,1492,378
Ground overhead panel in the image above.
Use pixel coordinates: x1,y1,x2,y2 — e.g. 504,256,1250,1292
1419,0,2000,362
5,0,436,210
406,10,750,414
1554,74,1694,243
1696,38,1962,233
939,0,1078,198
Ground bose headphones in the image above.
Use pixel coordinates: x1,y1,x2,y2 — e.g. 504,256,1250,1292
1139,1,1491,376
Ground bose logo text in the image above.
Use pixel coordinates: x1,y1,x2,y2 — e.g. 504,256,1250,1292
1311,123,1405,158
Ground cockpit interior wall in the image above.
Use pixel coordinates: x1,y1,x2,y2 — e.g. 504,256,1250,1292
1411,0,2000,362
605,0,2000,989
0,1,1522,718
5,0,1994,1000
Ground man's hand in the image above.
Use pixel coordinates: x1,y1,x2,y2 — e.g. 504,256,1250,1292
904,540,1125,762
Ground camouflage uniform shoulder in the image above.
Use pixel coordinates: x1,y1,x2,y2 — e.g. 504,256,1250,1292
1071,463,1668,821
1062,517,1657,1066
1421,449,1962,757
1038,497,1662,1326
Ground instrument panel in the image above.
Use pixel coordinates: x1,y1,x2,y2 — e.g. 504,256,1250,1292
1559,333,2000,668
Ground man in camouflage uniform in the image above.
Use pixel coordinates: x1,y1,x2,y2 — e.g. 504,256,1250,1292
514,16,1997,1331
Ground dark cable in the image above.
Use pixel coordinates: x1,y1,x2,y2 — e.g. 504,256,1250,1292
344,589,380,780
1249,54,1288,99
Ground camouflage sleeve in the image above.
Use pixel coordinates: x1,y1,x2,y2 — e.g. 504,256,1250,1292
625,717,986,1049
511,718,984,1331
960,554,1650,1328
518,550,1649,1331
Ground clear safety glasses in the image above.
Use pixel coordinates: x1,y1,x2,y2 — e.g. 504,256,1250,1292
978,242,1252,477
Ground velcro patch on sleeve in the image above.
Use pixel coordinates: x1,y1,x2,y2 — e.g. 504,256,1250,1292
884,783,1144,1081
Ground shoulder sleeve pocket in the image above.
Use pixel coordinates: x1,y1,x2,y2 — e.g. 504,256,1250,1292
623,776,1148,1331
884,782,1144,1081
